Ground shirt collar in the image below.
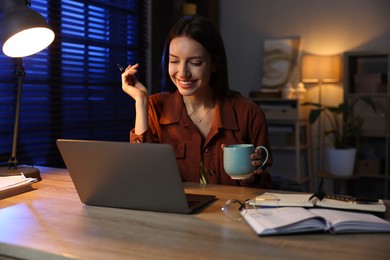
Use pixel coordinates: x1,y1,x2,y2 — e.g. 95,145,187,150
214,94,239,131
159,90,239,131
159,91,183,125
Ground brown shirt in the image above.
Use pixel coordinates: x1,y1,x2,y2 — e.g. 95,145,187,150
130,91,273,188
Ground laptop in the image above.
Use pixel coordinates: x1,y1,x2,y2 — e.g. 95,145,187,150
56,139,216,214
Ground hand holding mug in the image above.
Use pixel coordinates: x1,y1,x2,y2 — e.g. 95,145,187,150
251,148,267,174
223,144,269,180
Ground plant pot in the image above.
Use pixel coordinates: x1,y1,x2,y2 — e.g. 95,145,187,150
327,148,356,177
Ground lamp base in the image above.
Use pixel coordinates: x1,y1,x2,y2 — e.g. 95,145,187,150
0,165,41,181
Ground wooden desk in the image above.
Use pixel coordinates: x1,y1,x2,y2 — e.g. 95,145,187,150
1,167,389,260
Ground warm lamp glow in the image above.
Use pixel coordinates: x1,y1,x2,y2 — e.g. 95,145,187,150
3,27,55,57
300,54,342,173
182,3,197,16
0,0,55,57
0,0,55,180
301,55,341,83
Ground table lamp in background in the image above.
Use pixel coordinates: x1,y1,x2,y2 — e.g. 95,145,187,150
0,0,55,180
301,55,341,171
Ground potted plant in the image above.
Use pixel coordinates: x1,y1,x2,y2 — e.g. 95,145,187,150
303,96,377,176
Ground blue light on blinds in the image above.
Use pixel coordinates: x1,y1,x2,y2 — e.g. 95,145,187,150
0,0,145,166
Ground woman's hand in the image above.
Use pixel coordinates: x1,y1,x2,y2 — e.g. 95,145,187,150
250,148,266,174
121,63,148,103
121,63,149,135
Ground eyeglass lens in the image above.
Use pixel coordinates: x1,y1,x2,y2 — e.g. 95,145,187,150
222,194,280,220
221,199,246,221
251,194,279,216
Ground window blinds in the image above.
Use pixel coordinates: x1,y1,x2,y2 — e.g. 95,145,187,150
0,0,147,167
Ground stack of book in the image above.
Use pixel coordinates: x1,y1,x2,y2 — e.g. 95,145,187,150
243,192,390,236
0,173,38,199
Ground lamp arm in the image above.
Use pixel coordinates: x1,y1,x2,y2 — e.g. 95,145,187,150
8,58,25,169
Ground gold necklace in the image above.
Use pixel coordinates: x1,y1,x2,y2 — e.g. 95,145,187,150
190,107,214,123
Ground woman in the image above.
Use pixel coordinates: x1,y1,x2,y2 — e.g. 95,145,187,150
121,15,272,188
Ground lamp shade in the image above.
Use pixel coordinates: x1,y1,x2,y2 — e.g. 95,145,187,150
301,55,341,83
0,0,55,57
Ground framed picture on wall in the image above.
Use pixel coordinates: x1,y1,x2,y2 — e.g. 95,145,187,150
261,36,302,93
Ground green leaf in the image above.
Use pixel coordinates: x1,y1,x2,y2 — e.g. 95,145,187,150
327,105,342,114
302,102,322,108
360,96,377,113
308,109,321,124
304,95,377,149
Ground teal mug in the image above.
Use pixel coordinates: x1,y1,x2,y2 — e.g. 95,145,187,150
223,144,269,180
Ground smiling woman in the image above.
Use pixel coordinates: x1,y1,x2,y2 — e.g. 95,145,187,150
121,15,273,189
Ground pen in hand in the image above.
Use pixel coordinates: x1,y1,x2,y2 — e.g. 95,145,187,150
117,63,124,72
118,63,140,87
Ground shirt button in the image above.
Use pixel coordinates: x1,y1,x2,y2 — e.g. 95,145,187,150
204,147,211,153
208,169,216,176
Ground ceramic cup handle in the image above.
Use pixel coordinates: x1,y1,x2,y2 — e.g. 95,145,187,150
254,145,269,169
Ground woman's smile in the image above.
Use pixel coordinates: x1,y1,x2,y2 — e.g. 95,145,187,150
178,80,196,89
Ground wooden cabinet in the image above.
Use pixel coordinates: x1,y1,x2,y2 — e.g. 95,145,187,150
344,52,390,199
250,95,313,191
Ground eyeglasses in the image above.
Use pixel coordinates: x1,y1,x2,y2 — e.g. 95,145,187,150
221,194,280,221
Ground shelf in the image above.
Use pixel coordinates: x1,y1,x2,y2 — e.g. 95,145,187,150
316,171,359,180
355,174,388,179
346,93,389,97
251,96,313,192
296,176,310,184
271,145,309,151
344,51,390,199
361,131,389,138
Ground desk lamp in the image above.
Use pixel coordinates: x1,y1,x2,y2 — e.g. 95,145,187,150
301,55,341,171
0,0,55,180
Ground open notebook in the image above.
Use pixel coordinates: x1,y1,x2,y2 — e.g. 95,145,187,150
243,207,390,236
56,139,216,214
261,192,386,213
